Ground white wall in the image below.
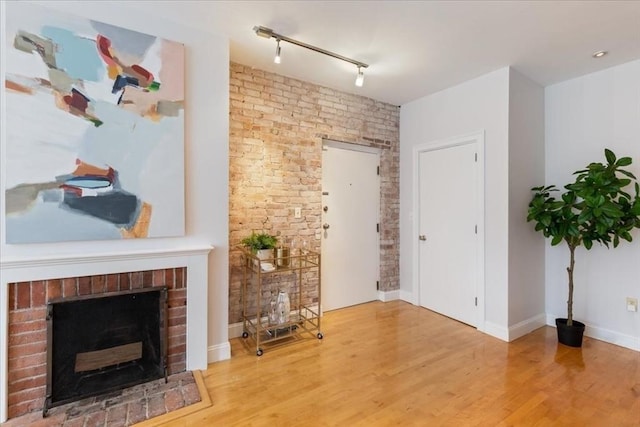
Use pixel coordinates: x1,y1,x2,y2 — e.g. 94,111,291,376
400,68,511,336
507,69,546,335
0,1,231,361
545,60,640,350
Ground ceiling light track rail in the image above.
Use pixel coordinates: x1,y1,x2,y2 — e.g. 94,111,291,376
253,25,368,86
254,26,368,69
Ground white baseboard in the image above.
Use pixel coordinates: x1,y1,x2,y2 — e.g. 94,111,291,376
399,289,415,304
228,321,244,339
207,341,231,363
508,314,546,341
546,314,640,351
482,321,509,342
482,314,546,343
378,289,400,302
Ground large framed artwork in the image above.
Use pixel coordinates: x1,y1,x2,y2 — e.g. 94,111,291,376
3,2,185,243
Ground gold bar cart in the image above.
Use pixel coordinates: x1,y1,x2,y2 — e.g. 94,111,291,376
240,249,323,356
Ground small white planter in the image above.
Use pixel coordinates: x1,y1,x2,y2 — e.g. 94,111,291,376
256,249,274,261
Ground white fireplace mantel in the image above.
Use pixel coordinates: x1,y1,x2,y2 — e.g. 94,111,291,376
0,242,213,422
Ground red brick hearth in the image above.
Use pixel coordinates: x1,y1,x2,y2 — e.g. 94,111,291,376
6,268,187,420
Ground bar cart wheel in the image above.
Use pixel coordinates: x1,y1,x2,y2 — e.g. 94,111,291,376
242,331,248,338
317,332,323,339
256,348,264,357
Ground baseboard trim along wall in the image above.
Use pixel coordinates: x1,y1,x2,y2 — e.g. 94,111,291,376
207,342,231,363
227,309,639,353
378,289,400,302
482,321,509,342
399,289,415,304
228,322,244,339
508,314,547,341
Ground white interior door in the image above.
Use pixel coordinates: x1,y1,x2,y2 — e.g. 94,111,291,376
322,142,380,312
418,142,478,326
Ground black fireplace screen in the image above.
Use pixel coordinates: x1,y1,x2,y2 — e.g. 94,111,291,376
44,287,168,416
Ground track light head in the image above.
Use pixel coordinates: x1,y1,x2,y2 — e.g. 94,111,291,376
274,40,281,64
355,67,364,87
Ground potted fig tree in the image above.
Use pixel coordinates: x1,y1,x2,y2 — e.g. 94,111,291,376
527,149,640,347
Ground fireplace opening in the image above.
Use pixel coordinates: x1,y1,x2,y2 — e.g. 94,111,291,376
44,287,168,416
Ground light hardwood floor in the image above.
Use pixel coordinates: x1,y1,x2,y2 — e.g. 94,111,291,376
161,301,639,426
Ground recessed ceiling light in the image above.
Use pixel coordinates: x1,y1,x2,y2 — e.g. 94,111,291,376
592,50,607,58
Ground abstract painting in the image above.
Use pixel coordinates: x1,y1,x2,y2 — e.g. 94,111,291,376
3,2,185,243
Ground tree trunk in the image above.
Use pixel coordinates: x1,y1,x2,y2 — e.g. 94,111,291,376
566,243,576,326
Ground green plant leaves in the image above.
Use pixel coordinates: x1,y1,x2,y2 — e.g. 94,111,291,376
527,148,640,252
583,238,593,250
616,157,632,167
551,235,563,246
241,231,278,253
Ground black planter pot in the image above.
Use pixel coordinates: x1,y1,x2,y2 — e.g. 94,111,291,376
555,318,586,347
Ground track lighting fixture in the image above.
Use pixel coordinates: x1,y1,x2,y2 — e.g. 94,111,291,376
274,39,281,64
253,25,369,87
355,67,364,87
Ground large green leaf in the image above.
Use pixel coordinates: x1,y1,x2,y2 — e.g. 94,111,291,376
605,148,616,164
616,157,632,167
600,202,623,218
578,210,593,223
619,169,638,180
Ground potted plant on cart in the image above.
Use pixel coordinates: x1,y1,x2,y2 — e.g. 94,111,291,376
241,231,278,262
527,148,640,347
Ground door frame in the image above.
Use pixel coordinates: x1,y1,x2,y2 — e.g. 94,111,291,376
321,138,381,313
412,131,485,329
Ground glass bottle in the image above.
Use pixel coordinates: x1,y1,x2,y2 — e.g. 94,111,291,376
276,289,290,324
268,291,278,325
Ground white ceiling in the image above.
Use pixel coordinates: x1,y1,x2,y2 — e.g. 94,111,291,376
144,1,640,106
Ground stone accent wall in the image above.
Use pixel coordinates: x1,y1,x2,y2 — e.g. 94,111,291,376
229,62,400,323
6,268,187,419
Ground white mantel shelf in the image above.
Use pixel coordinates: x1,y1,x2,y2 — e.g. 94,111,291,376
0,243,213,422
1,245,213,270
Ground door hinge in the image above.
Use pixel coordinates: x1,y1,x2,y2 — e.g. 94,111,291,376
377,223,380,233
475,224,477,234
376,281,380,290
475,152,478,162
475,297,478,306
377,165,380,175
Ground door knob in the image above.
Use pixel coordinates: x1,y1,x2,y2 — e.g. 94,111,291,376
419,235,426,241
323,223,330,230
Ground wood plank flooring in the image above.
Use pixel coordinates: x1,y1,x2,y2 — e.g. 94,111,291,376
159,301,640,426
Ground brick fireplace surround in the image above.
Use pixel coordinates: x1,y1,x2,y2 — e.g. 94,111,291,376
0,245,212,422
8,268,185,419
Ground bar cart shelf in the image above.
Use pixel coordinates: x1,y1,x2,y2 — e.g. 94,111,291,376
240,249,322,356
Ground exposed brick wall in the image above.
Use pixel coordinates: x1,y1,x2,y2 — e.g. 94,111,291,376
229,62,400,323
6,268,187,419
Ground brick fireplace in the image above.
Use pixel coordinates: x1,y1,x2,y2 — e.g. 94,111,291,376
0,245,212,422
8,269,185,419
